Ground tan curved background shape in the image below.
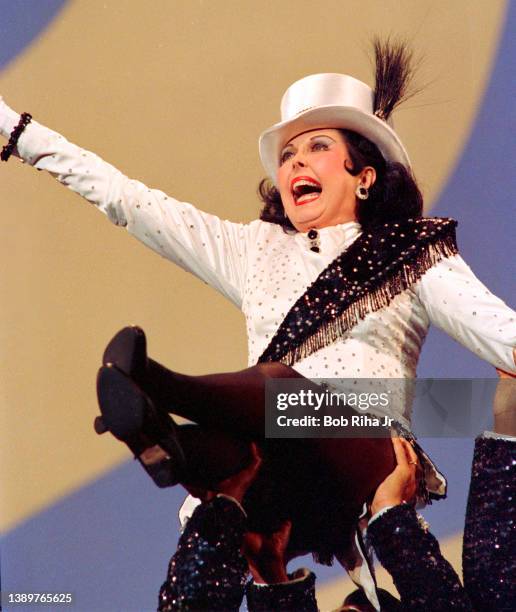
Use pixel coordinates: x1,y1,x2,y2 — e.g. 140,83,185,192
0,0,508,532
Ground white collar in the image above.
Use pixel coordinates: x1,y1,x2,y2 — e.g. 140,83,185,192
295,221,362,252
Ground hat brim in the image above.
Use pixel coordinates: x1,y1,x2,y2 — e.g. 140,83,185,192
259,105,411,185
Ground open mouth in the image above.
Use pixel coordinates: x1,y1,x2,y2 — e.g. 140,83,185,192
291,176,322,206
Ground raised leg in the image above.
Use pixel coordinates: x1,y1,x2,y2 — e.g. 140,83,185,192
98,326,397,561
102,326,302,435
145,359,301,435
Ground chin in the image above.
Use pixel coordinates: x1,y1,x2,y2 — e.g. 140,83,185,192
289,204,325,228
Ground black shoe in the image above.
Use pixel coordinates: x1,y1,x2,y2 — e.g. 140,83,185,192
95,325,149,441
96,364,186,488
102,325,147,384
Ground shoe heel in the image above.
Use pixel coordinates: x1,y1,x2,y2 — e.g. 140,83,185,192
96,365,186,487
138,447,180,488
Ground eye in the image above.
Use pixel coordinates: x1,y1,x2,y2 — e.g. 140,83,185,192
279,150,294,165
311,140,329,152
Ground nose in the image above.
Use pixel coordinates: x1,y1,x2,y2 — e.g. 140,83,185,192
291,150,306,168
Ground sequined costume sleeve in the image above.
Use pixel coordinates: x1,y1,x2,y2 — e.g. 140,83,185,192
158,495,248,611
462,435,516,610
0,100,252,307
246,569,318,611
416,254,516,374
367,503,472,610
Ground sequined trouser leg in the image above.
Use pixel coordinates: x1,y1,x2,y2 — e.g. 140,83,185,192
462,435,516,611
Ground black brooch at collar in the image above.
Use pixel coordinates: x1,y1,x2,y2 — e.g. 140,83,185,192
258,217,458,366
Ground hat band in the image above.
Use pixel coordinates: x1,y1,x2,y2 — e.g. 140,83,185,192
294,105,315,117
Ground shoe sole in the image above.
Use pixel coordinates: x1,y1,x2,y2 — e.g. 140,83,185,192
97,365,145,441
96,365,186,487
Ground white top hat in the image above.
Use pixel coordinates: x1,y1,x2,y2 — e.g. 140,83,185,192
259,73,411,185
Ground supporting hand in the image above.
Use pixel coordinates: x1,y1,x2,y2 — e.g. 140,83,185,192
184,442,262,505
370,437,419,516
242,520,292,584
493,367,516,436
496,346,516,378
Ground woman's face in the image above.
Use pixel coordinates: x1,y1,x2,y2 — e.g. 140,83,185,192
277,129,373,233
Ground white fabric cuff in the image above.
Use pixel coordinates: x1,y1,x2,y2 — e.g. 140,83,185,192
253,567,311,587
482,430,516,442
178,494,201,530
0,99,21,140
215,493,247,517
368,505,396,525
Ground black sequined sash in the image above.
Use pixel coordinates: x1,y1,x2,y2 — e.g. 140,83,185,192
258,217,458,366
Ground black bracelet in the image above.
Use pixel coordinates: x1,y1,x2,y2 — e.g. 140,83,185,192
1,112,32,162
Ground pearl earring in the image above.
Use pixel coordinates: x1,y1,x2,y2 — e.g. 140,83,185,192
356,184,369,200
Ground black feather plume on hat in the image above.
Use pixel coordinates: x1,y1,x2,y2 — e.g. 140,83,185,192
372,37,420,121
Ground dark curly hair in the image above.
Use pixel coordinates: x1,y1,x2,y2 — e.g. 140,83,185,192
258,128,423,232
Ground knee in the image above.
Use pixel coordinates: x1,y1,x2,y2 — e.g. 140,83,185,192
255,362,301,379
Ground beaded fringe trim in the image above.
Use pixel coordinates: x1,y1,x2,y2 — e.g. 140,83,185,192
277,235,457,367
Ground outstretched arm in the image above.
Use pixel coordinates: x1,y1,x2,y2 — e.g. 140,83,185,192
0,98,252,307
415,253,516,374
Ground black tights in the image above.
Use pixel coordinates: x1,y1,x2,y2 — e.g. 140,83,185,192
138,358,396,557
146,360,299,434
143,360,301,485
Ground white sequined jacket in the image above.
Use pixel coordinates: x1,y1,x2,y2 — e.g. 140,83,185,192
1,102,515,436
